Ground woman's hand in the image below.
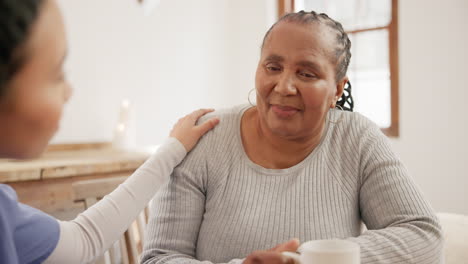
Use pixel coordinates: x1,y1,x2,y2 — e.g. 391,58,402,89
169,108,220,152
243,239,300,264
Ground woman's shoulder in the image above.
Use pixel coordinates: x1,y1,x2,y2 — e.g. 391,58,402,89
0,184,19,210
324,110,388,155
196,104,248,141
197,104,248,126
187,104,248,157
0,185,19,264
0,184,22,232
0,184,60,263
337,110,385,140
0,184,55,223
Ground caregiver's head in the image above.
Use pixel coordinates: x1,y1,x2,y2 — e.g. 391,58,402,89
255,11,352,139
0,0,71,159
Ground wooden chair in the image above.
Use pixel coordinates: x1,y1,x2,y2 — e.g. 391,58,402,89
72,176,149,264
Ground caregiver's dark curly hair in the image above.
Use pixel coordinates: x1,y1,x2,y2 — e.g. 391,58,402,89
0,0,44,98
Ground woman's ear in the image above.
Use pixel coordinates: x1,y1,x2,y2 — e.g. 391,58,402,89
335,76,348,100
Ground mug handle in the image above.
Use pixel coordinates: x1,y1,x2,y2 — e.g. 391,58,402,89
281,251,301,264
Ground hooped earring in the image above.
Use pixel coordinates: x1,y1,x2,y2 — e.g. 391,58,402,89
329,105,344,124
330,97,339,108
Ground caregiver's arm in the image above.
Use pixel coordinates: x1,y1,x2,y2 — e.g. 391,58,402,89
140,114,244,264
347,126,444,264
44,109,219,264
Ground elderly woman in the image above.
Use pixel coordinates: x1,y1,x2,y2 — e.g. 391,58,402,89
141,11,443,264
0,0,219,263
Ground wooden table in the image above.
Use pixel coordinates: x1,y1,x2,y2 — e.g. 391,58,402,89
0,143,155,220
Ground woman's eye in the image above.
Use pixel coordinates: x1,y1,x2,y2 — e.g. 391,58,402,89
299,71,315,79
266,65,281,72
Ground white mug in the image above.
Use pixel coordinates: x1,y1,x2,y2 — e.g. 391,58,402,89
282,239,360,264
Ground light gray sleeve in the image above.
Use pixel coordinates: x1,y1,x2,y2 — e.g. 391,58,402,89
140,146,243,264
44,138,187,264
347,127,444,264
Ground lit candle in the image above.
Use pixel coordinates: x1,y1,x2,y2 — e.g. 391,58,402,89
113,123,128,149
113,99,136,149
119,100,130,125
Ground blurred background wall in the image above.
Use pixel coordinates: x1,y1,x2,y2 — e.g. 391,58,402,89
55,0,467,214
55,0,275,145
394,0,468,215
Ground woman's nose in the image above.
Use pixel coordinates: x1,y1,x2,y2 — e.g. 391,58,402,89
274,73,297,96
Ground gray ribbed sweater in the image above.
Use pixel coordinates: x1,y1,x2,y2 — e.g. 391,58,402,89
142,105,443,264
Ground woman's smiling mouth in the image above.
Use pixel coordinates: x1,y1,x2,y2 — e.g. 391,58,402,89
270,104,300,118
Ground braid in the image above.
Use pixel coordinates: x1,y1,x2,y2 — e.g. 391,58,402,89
0,0,44,99
261,10,354,111
337,81,354,111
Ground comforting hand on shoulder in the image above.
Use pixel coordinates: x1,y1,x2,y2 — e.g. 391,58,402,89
170,108,220,152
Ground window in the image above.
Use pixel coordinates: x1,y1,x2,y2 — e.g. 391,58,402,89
278,0,399,137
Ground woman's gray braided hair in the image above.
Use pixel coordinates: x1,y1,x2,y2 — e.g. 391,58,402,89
261,10,354,111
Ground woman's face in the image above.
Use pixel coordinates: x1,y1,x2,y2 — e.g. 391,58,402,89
255,21,346,140
0,0,71,159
